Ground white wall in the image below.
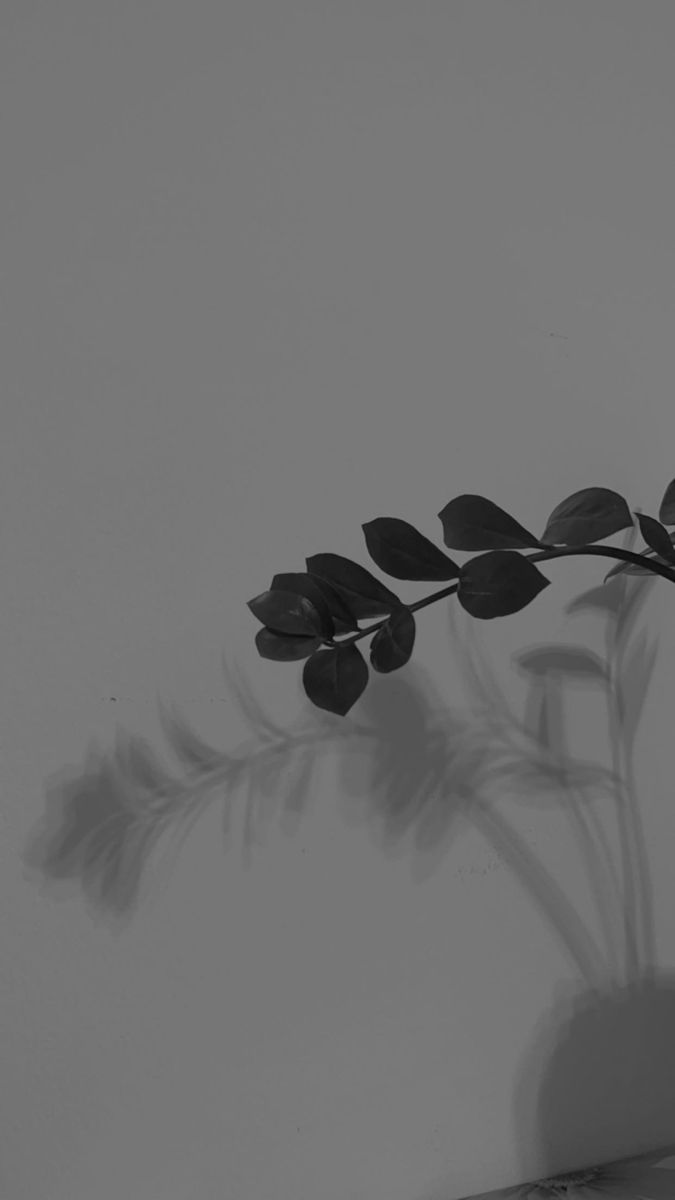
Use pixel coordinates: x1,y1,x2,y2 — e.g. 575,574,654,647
3,3,675,1196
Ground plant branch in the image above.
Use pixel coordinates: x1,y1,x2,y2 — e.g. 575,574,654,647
327,546,675,650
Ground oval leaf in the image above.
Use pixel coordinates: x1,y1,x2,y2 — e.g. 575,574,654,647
437,494,543,551
659,477,675,525
302,644,369,716
458,550,551,619
540,487,633,546
369,607,416,673
513,645,609,682
269,572,341,637
305,553,402,619
255,627,322,662
362,517,459,581
634,512,675,563
247,589,326,637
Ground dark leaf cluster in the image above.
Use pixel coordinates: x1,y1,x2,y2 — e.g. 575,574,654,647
247,479,675,716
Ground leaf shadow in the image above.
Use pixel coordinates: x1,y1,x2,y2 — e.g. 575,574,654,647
23,518,661,972
21,629,621,944
22,529,675,1188
21,657,357,931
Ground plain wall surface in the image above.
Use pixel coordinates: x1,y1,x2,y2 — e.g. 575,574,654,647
3,3,675,1197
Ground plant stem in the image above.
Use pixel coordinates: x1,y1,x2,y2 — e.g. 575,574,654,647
329,546,675,650
606,685,640,981
605,637,657,983
566,785,625,984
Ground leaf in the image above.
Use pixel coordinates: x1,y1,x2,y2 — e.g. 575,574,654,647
602,504,654,581
255,627,322,662
305,553,402,620
633,512,675,563
304,576,360,634
458,550,551,619
659,477,675,524
302,644,369,716
270,571,358,635
540,487,633,546
437,494,543,551
513,644,610,682
564,580,626,618
361,517,459,581
369,607,416,673
246,589,329,637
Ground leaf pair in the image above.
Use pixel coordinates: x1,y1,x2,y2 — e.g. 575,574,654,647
300,606,418,716
247,554,401,662
438,486,635,550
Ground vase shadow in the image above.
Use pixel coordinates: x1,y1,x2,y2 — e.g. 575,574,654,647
513,971,675,1182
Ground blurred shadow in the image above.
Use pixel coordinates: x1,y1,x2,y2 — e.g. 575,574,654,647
23,518,675,1180
513,971,675,1184
22,625,629,946
22,660,367,930
24,524,658,958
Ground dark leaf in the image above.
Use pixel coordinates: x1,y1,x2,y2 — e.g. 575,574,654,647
303,575,359,634
302,644,369,716
633,512,675,563
247,589,328,637
600,503,656,582
269,572,347,636
458,550,551,619
659,477,675,525
437,494,543,551
362,517,459,581
602,510,675,582
369,607,416,673
255,627,322,662
540,487,633,546
305,553,402,620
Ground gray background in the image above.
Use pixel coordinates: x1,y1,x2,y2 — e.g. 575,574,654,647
3,3,675,1196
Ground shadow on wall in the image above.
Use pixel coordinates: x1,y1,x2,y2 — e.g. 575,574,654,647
22,553,675,1182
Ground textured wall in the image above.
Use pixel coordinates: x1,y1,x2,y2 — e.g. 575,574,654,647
3,3,675,1197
